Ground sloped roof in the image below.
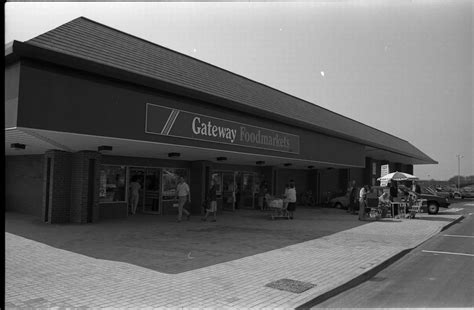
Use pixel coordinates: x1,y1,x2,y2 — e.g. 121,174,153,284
11,17,436,164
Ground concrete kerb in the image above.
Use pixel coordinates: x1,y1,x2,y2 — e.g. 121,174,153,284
440,215,465,232
295,215,465,309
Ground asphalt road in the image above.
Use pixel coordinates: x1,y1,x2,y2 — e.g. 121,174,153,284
314,200,474,309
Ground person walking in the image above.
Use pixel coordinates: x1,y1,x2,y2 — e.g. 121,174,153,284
202,180,217,222
358,185,369,221
286,182,297,219
347,180,357,214
129,177,141,215
176,176,191,222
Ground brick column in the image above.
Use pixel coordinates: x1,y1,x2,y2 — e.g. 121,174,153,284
70,151,101,223
190,161,211,215
42,150,72,224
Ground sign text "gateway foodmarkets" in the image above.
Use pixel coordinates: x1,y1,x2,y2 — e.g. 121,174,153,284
145,103,299,154
191,117,290,148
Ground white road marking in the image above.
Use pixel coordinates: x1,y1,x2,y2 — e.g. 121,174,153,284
443,235,474,238
464,203,474,206
422,250,474,257
441,208,464,212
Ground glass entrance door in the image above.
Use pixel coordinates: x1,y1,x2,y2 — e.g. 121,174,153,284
143,168,161,214
211,171,257,210
129,167,162,215
221,172,235,211
241,173,255,209
233,172,256,209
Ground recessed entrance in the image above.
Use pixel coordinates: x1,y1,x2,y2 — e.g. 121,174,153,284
129,167,161,215
210,171,259,211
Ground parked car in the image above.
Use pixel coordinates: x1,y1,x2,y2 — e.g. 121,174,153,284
461,188,474,199
330,192,351,209
425,186,457,199
401,186,450,214
330,188,361,209
417,193,450,214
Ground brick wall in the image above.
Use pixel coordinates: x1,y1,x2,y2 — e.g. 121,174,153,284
41,150,101,224
70,151,101,223
5,155,44,216
190,161,209,215
43,150,72,224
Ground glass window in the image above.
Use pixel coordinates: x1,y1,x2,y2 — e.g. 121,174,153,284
254,174,261,194
162,168,188,200
211,173,222,195
222,173,234,193
99,165,127,203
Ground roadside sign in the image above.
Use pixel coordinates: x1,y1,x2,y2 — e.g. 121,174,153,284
380,164,389,187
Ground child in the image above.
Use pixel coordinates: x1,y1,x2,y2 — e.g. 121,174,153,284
378,192,390,218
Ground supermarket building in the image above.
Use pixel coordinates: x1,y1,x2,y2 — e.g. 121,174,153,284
5,17,437,224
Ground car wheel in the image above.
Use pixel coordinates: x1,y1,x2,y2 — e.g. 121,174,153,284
335,202,343,209
427,202,439,215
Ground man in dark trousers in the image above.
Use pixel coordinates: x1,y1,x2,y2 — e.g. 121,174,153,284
358,185,369,221
389,181,399,217
347,180,358,214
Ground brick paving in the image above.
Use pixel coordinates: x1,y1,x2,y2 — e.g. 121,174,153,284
6,214,462,309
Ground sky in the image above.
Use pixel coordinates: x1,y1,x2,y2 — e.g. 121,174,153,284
5,1,473,181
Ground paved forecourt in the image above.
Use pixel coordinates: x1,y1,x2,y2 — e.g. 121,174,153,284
5,214,461,309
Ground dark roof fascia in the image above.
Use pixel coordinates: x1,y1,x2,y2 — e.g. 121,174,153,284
5,53,20,65
10,40,435,164
5,42,20,65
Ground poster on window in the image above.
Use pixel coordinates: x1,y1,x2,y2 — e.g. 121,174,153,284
99,170,107,198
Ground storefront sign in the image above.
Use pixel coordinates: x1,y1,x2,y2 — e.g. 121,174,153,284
380,164,389,187
145,103,300,154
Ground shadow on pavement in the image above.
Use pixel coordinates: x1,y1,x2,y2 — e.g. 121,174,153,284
6,207,366,274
